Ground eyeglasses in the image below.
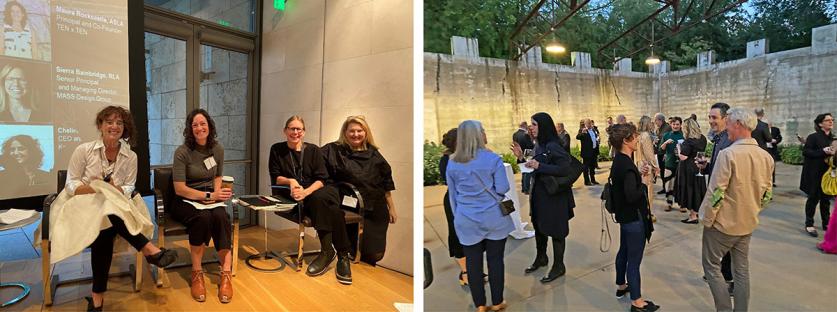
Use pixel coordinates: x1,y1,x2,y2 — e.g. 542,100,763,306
286,127,305,132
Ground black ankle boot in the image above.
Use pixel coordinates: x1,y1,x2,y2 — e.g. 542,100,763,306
146,247,178,268
336,252,352,285
85,296,103,312
524,255,548,274
307,232,336,277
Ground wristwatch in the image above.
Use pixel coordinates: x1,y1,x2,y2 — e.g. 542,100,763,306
205,192,211,200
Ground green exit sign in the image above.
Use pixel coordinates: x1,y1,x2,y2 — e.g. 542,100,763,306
274,0,285,11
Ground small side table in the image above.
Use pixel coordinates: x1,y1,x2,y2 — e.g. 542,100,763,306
234,196,296,272
0,210,40,307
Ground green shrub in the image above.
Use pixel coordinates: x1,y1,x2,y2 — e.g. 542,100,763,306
597,147,613,162
424,141,445,185
705,141,715,156
570,146,582,161
780,144,804,165
501,153,520,174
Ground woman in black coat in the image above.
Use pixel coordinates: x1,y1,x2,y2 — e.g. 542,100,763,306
321,116,397,266
513,112,575,283
800,113,835,236
609,123,658,312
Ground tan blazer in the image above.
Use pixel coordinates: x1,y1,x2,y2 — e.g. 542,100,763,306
699,138,774,236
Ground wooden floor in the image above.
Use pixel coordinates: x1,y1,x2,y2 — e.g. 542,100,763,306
0,227,413,311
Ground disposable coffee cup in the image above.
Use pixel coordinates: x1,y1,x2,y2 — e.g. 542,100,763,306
221,176,234,190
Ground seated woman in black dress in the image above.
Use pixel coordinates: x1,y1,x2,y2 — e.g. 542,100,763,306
321,115,397,266
171,109,234,303
269,115,353,284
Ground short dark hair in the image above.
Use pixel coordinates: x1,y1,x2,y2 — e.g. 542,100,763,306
96,106,136,146
814,113,833,133
711,102,730,117
670,116,683,124
441,128,457,155
1,134,42,171
183,108,218,150
607,123,637,151
4,1,28,28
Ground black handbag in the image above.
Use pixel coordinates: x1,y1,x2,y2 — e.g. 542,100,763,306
540,154,585,194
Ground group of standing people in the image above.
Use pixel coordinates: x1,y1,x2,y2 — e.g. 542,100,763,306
51,106,397,311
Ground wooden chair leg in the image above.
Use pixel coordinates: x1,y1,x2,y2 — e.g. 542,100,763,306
41,240,52,306
155,228,167,287
134,252,142,292
232,218,239,276
296,224,305,271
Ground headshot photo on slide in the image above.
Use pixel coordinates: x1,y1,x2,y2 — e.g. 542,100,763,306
0,59,49,123
0,0,51,61
0,124,53,198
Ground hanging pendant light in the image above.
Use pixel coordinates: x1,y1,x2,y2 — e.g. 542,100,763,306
545,41,566,54
645,23,661,65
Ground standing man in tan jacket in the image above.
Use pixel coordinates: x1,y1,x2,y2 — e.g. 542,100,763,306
699,108,774,312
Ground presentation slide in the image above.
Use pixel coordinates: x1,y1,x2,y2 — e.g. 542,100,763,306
0,0,128,200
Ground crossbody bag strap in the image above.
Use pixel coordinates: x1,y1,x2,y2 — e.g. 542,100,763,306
471,171,503,205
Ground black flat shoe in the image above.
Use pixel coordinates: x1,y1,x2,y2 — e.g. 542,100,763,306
306,248,336,277
524,257,548,274
539,267,565,283
335,254,352,285
681,218,699,224
656,189,666,195
592,181,600,185
146,247,178,268
630,301,660,312
615,285,630,298
806,227,819,237
85,296,103,312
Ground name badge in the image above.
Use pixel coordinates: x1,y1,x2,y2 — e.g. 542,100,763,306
203,156,217,170
342,195,358,208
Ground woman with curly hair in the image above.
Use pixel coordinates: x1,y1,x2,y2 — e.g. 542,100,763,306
0,134,48,186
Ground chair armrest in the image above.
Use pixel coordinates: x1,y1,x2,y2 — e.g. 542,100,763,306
153,189,166,227
231,199,239,222
335,182,366,212
41,193,58,240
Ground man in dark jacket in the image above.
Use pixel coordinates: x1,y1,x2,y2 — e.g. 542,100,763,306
654,113,672,194
751,108,773,150
576,119,599,185
768,121,782,186
514,121,535,193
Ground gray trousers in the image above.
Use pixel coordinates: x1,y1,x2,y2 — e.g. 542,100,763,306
702,226,751,312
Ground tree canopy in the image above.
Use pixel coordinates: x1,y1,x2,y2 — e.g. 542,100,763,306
424,0,837,71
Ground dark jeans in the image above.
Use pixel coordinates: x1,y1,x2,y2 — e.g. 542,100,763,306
805,192,833,229
90,215,150,293
582,156,597,184
522,172,532,193
615,218,646,300
463,238,507,308
657,154,666,190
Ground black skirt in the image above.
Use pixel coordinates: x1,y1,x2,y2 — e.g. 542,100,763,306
674,159,707,211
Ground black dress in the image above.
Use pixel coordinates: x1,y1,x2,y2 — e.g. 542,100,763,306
321,142,395,265
439,154,464,258
674,136,707,212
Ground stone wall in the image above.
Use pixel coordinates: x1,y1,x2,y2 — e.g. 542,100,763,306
259,0,413,274
426,25,837,151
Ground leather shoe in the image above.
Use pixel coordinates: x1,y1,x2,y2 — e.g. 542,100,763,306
85,296,102,312
489,300,508,311
336,254,352,285
218,270,233,303
630,300,660,312
806,227,819,237
681,218,699,224
306,247,336,277
191,270,206,302
539,267,566,283
146,247,178,268
524,257,548,274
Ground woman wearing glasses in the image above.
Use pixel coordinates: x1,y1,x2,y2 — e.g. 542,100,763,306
321,115,397,266
269,115,353,284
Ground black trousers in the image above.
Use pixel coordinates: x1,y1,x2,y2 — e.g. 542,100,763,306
721,252,732,281
805,191,833,229
302,186,350,253
533,220,566,271
443,191,464,258
582,155,597,184
463,238,506,307
170,197,232,251
90,215,150,293
657,153,666,191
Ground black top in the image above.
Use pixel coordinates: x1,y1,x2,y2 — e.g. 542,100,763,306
558,132,571,153
268,142,328,189
513,129,535,150
321,142,395,209
800,130,835,195
610,153,649,224
439,154,449,180
751,120,773,150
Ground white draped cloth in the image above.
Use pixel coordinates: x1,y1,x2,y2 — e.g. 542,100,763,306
36,180,153,264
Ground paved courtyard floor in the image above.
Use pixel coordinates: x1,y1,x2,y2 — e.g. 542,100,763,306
424,162,836,311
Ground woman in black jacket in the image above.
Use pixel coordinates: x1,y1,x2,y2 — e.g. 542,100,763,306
608,123,658,312
800,113,835,237
513,112,575,283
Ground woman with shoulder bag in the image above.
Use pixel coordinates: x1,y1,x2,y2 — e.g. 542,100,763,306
446,120,514,311
609,123,658,312
512,112,575,283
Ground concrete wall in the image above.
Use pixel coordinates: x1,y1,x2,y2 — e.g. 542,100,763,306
426,26,837,151
259,0,413,274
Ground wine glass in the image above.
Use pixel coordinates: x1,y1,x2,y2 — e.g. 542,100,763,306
695,152,707,177
523,149,534,162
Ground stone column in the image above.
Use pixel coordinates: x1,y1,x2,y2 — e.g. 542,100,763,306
571,52,591,68
450,36,480,58
812,24,837,55
697,50,716,69
614,58,632,72
649,60,670,74
747,39,769,58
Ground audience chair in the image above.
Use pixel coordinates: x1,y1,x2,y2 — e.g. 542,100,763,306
40,170,142,306
270,183,366,271
151,167,239,287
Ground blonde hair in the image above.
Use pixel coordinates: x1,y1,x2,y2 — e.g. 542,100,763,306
337,115,377,151
284,115,305,129
637,116,653,133
0,65,35,113
451,120,485,163
682,118,702,139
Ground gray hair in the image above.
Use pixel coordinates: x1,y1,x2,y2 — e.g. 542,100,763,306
654,113,665,121
727,107,757,131
754,108,765,117
451,120,485,163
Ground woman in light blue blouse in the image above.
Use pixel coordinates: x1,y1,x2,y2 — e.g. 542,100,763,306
446,120,513,312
